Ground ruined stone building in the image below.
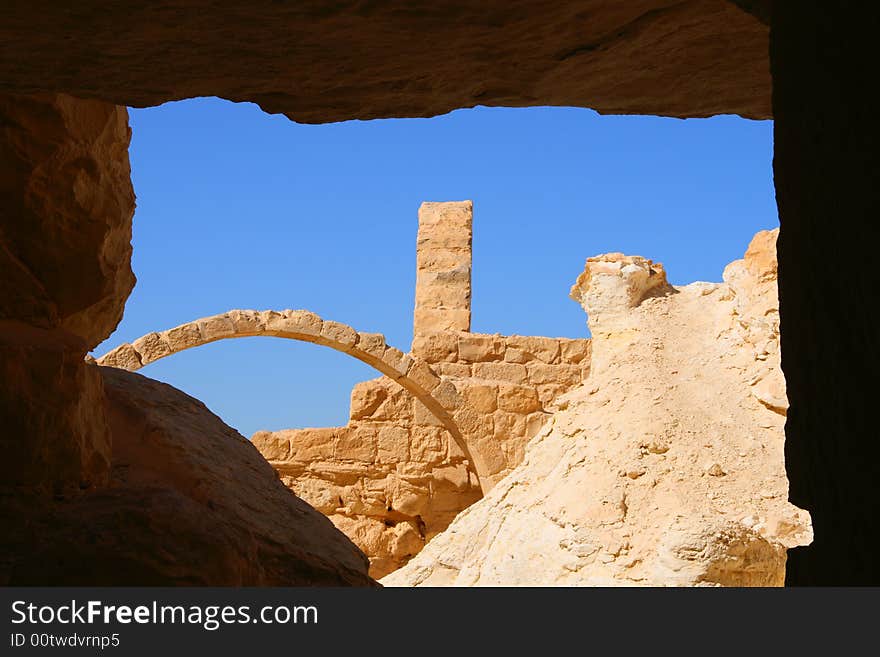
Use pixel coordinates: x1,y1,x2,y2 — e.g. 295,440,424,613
2,2,876,586
97,203,809,584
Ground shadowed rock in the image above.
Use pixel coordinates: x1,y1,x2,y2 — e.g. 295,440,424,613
0,367,376,586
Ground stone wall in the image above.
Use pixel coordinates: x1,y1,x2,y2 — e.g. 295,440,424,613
253,202,591,577
253,378,479,579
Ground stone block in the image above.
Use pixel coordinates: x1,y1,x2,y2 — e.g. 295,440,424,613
413,308,470,333
436,362,471,378
355,332,386,359
197,314,236,342
413,399,446,427
382,346,413,379
498,383,542,413
100,342,141,370
406,359,441,392
226,309,265,334
472,361,528,384
493,411,526,440
334,425,378,463
458,333,504,363
377,425,410,464
411,330,459,362
320,320,358,350
527,362,581,386
163,322,201,351
461,382,499,414
506,335,561,364
410,426,447,464
560,338,592,364
131,331,172,365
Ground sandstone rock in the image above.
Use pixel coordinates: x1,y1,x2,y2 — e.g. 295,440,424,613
0,94,134,502
569,253,672,334
0,324,111,498
0,93,133,502
0,93,135,347
0,2,770,120
384,229,811,587
0,367,376,586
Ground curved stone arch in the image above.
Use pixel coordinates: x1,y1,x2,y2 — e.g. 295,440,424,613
96,309,484,489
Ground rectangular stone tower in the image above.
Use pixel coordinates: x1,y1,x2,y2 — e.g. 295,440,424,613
414,201,472,335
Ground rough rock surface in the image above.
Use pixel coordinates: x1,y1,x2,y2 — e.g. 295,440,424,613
0,366,375,586
384,229,811,586
772,1,880,585
0,327,111,497
0,93,135,347
0,93,134,499
0,2,769,120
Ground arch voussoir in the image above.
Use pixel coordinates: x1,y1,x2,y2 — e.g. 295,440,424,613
96,309,483,490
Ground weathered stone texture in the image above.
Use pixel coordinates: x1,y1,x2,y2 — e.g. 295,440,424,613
384,230,811,587
771,1,880,585
0,93,135,346
0,367,376,585
248,206,592,573
0,2,770,121
253,378,481,579
0,93,134,501
414,201,472,334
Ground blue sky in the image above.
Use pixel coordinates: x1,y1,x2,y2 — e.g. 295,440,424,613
95,98,777,437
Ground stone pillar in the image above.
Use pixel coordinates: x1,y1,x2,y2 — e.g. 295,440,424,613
413,201,472,335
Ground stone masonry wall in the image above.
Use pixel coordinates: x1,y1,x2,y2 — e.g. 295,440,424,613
254,201,592,578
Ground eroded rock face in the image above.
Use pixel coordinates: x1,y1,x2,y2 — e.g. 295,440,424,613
0,93,134,499
384,229,811,586
0,93,135,347
0,326,111,497
569,253,672,334
0,2,769,120
0,367,375,586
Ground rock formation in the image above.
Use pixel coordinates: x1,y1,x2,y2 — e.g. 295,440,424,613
384,229,811,586
0,2,770,120
1,93,134,501
0,366,375,586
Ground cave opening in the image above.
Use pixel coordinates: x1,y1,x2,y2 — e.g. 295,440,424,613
100,97,777,435
3,2,877,586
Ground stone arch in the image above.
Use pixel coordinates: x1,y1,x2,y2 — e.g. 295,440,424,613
96,309,484,489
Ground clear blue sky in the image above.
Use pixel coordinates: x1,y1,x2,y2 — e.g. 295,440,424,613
94,98,777,437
